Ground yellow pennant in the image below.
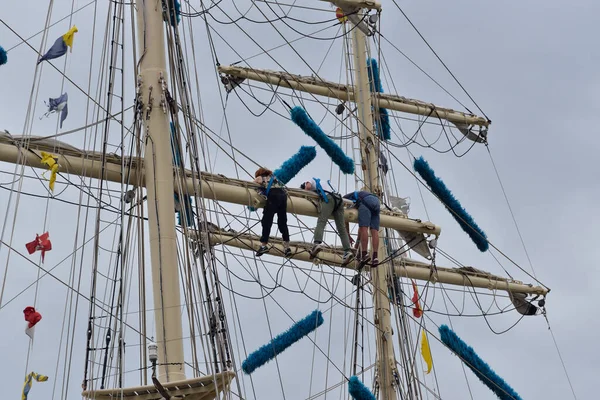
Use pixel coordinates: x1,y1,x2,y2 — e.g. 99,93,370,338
421,329,432,374
62,26,78,51
40,151,59,192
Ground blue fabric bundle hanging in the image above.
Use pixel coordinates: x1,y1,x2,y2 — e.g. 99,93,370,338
366,58,391,141
0,46,7,66
170,122,182,165
38,26,78,64
413,156,488,252
174,193,193,226
367,58,384,93
348,376,376,400
273,145,317,185
439,325,522,400
163,0,181,26
378,108,391,140
170,122,193,226
290,106,354,175
242,310,324,374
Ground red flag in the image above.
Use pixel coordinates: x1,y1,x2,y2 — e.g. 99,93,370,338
412,281,423,318
335,7,347,23
25,232,52,262
23,306,42,328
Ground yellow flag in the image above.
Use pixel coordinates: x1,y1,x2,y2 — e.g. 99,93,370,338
40,151,59,192
421,330,432,374
62,26,78,51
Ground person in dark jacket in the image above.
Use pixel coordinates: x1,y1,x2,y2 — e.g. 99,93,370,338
343,190,380,266
254,167,291,257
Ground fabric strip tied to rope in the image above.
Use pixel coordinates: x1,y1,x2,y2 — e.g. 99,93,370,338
40,151,59,192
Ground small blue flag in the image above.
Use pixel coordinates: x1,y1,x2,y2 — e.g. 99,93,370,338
38,37,67,64
42,93,68,128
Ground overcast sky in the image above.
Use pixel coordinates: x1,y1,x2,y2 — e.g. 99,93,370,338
0,0,598,399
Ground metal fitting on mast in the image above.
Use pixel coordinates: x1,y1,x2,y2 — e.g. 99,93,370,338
148,342,159,375
159,72,168,114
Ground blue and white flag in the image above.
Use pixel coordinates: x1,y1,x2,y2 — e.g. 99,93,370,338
42,93,68,128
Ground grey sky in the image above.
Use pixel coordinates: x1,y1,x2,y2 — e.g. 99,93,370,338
0,0,597,399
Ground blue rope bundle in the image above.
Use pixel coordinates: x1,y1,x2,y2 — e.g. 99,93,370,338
0,46,7,66
367,58,391,141
173,0,181,25
242,310,324,374
413,156,489,251
367,58,384,93
174,193,193,226
170,122,192,226
164,0,181,26
290,107,354,174
170,122,182,165
348,376,376,400
379,107,391,141
273,145,317,185
439,325,522,400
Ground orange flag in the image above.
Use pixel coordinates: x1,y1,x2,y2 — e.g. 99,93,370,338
412,280,423,318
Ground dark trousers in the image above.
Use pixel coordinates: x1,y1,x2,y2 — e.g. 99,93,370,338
260,188,289,243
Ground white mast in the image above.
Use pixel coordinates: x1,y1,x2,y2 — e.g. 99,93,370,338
350,9,399,400
135,0,185,382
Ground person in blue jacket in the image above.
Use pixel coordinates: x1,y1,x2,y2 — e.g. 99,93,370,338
343,190,380,266
300,178,354,265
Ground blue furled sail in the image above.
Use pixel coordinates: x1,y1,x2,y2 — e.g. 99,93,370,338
0,46,7,66
290,106,354,174
413,156,489,252
367,58,384,93
163,0,181,26
273,145,317,185
439,325,523,400
170,122,183,165
348,376,377,400
378,107,391,141
174,193,193,226
367,58,391,141
242,310,324,374
170,122,193,226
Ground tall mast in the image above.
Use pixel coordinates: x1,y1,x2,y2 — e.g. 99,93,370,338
350,12,399,400
135,0,185,382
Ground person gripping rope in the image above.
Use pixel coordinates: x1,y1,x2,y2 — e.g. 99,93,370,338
300,178,354,265
254,167,291,257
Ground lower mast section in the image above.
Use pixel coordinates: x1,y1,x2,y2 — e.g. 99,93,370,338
135,0,185,383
